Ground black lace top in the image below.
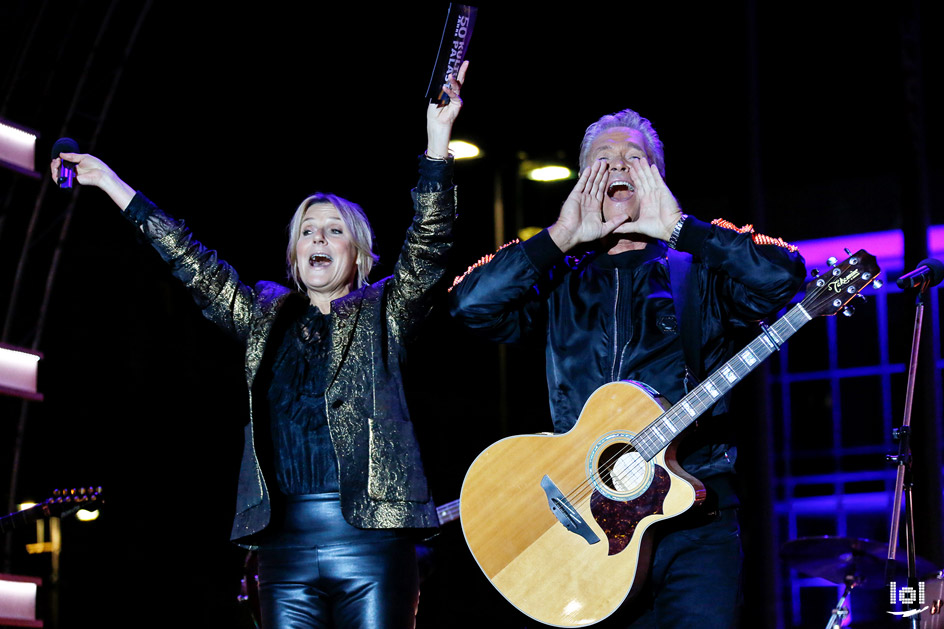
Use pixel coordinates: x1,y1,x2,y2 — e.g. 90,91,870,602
267,305,339,494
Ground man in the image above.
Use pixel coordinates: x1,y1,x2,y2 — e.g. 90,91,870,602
449,108,806,627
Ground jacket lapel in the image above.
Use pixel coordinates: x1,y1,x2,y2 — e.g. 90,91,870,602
326,286,366,389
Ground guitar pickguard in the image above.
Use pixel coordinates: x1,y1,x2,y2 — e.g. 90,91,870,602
589,464,670,556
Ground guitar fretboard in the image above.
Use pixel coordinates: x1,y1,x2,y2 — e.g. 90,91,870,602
632,303,812,461
437,498,460,525
0,504,48,534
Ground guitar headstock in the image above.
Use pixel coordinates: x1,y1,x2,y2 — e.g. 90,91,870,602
42,486,104,517
1,487,104,534
800,249,881,318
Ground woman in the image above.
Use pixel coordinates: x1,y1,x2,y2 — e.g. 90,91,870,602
51,62,468,628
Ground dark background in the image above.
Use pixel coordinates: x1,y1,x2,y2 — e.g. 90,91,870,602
0,1,941,627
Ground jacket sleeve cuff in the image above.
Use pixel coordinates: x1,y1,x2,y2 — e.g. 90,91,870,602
416,154,455,193
521,228,565,272
124,191,156,226
674,215,711,255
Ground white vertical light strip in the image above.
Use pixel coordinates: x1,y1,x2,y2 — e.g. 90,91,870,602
0,577,39,621
0,120,38,173
0,345,42,397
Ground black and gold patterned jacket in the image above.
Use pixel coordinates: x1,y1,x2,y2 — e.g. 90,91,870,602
124,187,455,542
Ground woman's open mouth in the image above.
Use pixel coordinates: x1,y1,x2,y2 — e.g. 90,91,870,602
309,253,333,267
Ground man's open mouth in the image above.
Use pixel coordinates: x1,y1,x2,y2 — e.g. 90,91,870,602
607,180,636,202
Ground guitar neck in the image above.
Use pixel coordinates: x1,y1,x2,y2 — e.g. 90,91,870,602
633,302,812,461
436,498,460,525
0,504,47,534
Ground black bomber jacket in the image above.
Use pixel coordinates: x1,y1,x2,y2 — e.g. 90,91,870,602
449,216,806,506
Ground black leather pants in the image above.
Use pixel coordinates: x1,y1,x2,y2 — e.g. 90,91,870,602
256,494,419,629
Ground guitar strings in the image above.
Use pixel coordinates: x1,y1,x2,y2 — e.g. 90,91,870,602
562,369,726,508
562,347,739,508
590,263,875,511
558,276,835,511
561,374,713,506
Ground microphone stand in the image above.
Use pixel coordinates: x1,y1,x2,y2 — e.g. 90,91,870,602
885,284,930,627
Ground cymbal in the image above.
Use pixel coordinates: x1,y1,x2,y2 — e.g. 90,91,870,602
781,536,941,589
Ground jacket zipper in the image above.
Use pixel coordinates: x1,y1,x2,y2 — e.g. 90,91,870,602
611,270,620,381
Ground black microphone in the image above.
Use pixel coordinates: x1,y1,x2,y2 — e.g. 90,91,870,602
51,137,79,189
896,258,944,290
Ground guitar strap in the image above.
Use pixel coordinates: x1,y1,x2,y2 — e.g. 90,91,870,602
666,248,702,386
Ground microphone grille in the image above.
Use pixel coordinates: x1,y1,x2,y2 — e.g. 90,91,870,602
51,137,80,160
922,258,944,285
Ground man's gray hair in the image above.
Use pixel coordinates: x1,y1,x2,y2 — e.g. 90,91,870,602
578,108,666,177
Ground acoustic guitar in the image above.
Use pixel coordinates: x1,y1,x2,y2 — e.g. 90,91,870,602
460,250,880,627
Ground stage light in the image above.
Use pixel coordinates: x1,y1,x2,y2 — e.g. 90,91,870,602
0,575,41,626
523,164,572,182
448,140,480,159
517,226,543,241
75,509,100,522
0,119,39,176
0,344,43,401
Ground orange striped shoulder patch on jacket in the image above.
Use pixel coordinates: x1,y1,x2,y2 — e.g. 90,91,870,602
449,239,521,292
711,218,799,253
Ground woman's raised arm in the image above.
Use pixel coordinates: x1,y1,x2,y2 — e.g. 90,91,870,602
50,152,135,210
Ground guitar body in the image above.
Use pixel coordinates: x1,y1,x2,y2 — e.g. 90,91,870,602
460,380,705,627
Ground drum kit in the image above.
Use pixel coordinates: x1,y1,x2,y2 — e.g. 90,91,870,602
781,536,942,628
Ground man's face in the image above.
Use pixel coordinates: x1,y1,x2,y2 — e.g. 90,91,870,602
585,127,651,224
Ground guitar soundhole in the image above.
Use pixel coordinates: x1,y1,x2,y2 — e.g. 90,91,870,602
597,444,647,494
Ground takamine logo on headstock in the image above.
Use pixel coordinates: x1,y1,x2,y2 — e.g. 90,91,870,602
827,268,860,293
801,249,882,318
0,487,104,533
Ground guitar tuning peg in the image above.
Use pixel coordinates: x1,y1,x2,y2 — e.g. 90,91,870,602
842,305,855,317
873,279,883,289
827,256,838,266
844,248,852,255
811,269,820,277
855,293,867,302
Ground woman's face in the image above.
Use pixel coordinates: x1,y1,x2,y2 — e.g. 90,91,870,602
294,203,358,304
